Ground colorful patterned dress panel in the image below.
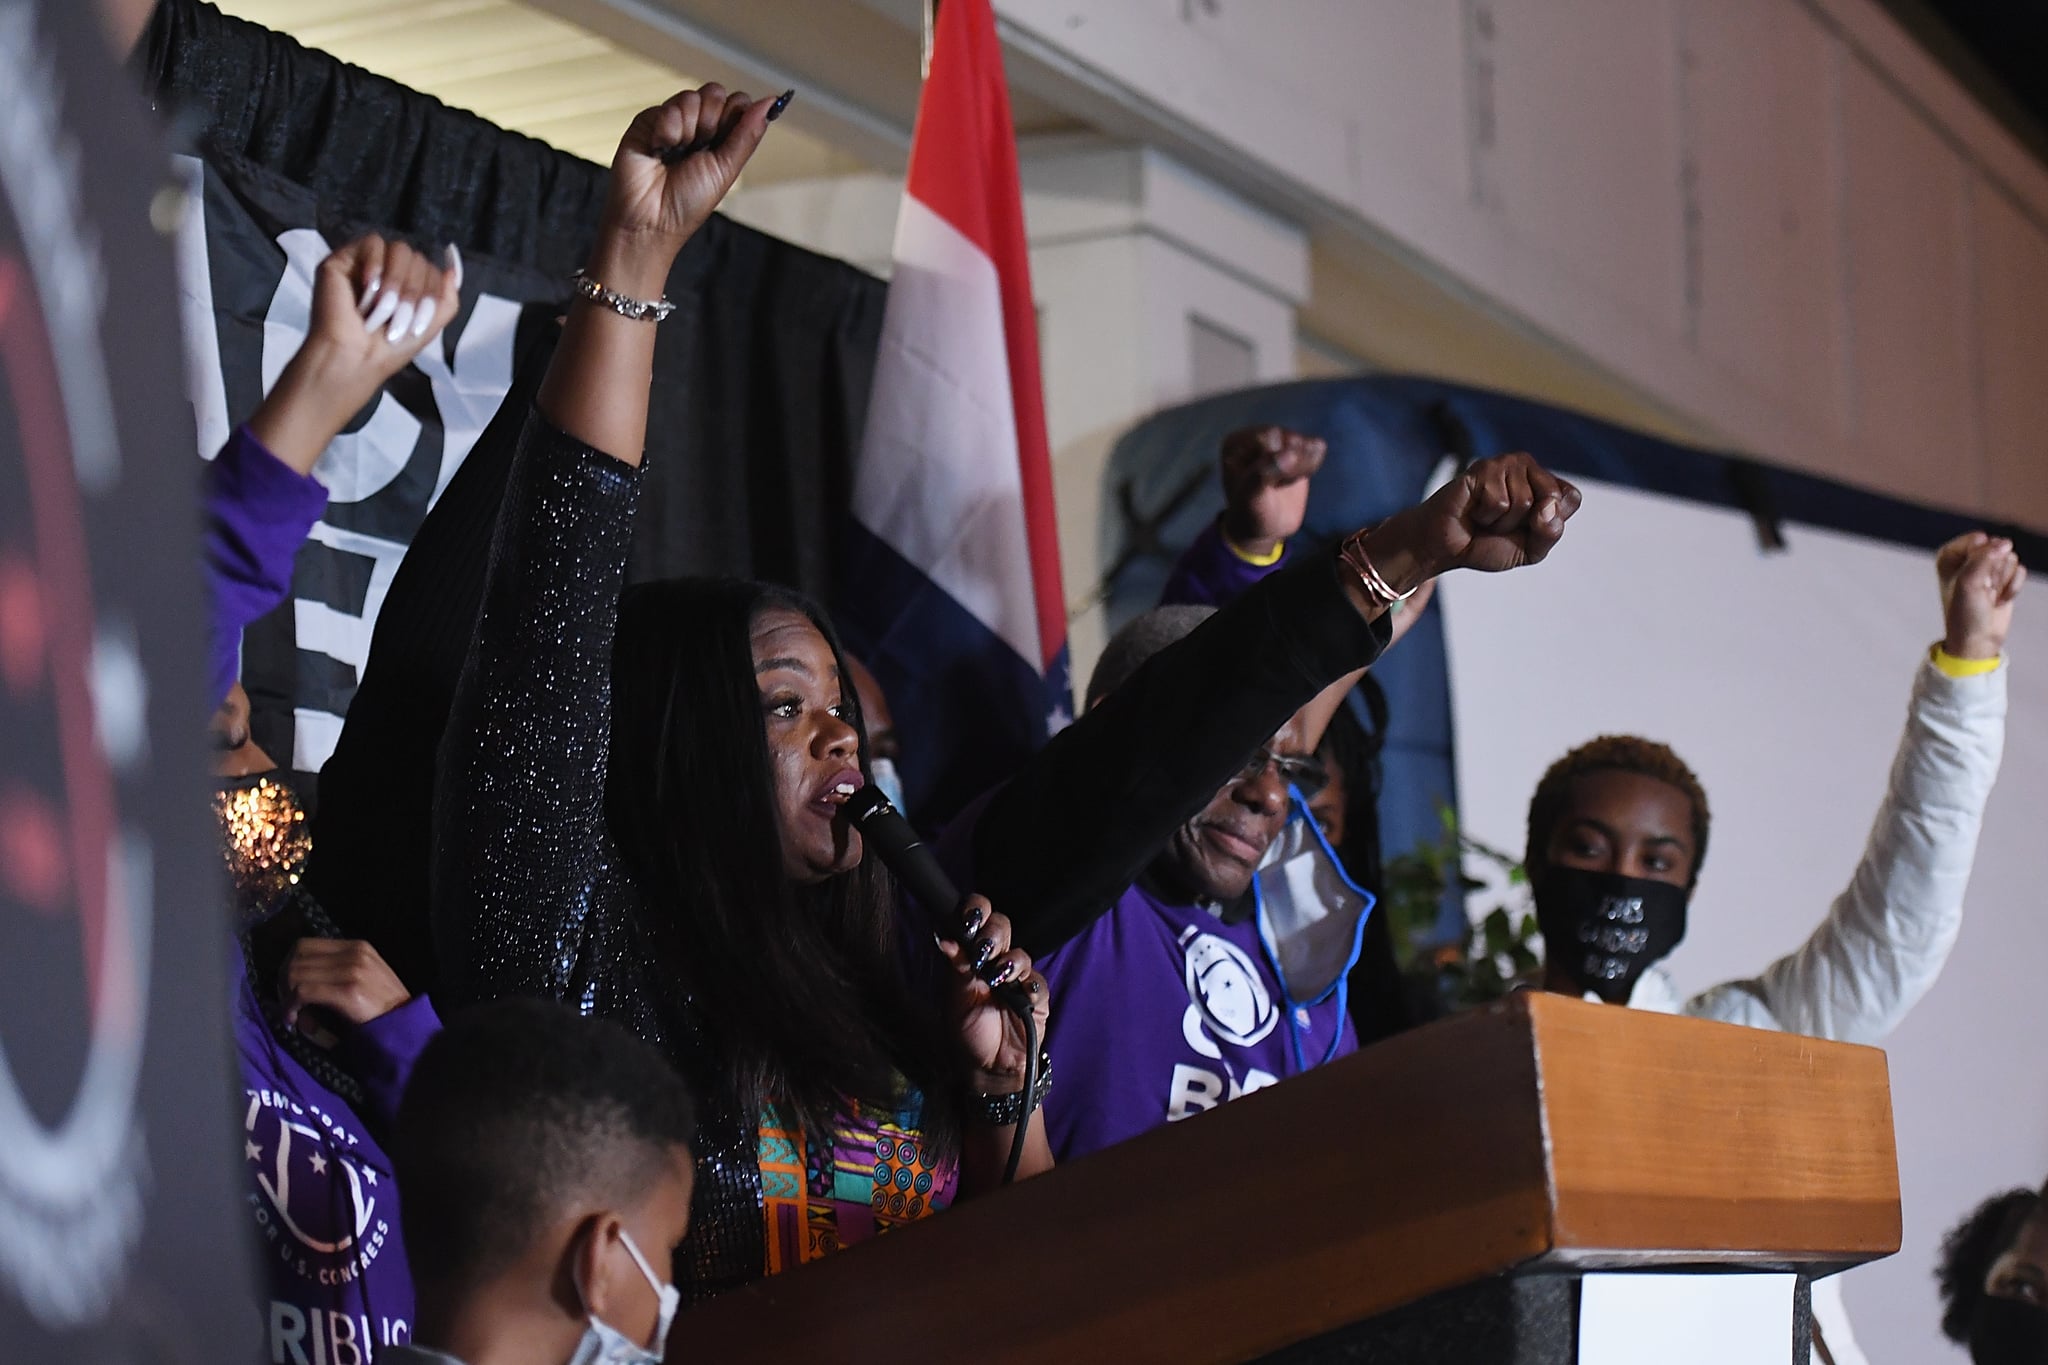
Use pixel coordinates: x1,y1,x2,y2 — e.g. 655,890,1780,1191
756,1099,956,1276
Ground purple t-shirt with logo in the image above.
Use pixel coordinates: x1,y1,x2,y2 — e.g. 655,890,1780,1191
1037,880,1356,1162
235,968,439,1362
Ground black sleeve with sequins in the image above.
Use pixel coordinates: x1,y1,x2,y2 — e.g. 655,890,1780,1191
431,409,643,1010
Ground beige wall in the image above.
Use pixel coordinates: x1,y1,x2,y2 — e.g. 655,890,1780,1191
982,0,2048,528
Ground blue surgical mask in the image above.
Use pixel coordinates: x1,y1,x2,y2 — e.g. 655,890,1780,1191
869,756,908,820
567,1228,679,1365
1249,789,1377,1074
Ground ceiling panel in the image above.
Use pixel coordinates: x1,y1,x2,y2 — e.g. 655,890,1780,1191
212,0,867,179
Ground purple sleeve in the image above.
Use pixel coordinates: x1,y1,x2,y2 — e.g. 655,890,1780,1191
1158,519,1292,608
202,426,329,709
339,994,442,1127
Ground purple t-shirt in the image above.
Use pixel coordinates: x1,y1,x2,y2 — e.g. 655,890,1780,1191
1158,520,1291,610
235,967,440,1361
1037,880,1356,1162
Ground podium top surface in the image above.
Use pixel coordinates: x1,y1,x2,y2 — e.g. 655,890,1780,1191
668,992,1901,1364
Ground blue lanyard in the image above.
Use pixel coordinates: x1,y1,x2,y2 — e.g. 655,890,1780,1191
1250,789,1378,1075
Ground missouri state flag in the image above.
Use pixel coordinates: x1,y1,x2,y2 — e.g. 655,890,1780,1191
839,0,1070,825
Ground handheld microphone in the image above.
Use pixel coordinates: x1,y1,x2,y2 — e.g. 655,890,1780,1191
845,784,1044,1183
845,786,1034,1020
844,786,966,935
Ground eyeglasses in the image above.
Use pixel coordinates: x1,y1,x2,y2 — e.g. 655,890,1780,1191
1236,746,1330,799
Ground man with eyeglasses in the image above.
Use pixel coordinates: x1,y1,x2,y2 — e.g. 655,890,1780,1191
1007,601,1380,1161
986,428,1450,1161
933,433,1575,1163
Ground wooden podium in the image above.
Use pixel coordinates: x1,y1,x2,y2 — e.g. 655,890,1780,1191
668,993,1900,1363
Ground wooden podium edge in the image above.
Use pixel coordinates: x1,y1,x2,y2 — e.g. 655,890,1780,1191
672,1001,1559,1363
667,994,1903,1363
1527,992,1903,1266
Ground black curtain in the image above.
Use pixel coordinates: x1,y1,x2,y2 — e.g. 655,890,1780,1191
142,0,886,987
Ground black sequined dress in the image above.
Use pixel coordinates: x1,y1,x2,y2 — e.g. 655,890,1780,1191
432,411,775,1299
432,409,1389,1301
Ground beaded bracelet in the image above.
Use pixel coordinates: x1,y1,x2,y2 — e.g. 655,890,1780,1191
570,268,675,323
969,1051,1053,1128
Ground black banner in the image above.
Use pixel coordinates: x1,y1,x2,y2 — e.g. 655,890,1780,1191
143,0,887,789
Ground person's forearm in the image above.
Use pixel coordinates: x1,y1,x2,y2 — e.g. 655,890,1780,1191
974,553,1391,957
957,1112,1053,1196
536,230,673,467
1299,666,1370,751
244,342,378,476
1742,660,2004,1044
202,427,330,707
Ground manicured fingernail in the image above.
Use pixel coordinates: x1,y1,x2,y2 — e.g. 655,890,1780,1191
386,299,416,343
364,289,400,333
410,298,437,338
962,905,988,936
988,960,1019,986
444,243,463,290
972,937,996,968
768,89,795,121
358,275,382,314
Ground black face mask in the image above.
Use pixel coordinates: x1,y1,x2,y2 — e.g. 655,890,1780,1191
1533,866,1689,1004
1972,1296,2048,1365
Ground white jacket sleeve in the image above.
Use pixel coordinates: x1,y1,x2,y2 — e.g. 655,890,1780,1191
1684,654,2007,1043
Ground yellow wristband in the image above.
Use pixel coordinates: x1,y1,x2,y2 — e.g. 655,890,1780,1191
1223,532,1286,567
1931,644,2001,678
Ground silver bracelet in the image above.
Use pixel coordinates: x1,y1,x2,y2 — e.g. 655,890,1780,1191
969,1051,1053,1127
570,269,675,323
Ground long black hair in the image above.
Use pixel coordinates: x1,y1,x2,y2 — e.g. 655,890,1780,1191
604,578,963,1156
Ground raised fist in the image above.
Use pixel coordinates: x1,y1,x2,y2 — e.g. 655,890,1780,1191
1359,452,1582,595
1219,425,1328,555
248,234,460,475
1937,531,2025,661
602,83,782,262
322,235,461,380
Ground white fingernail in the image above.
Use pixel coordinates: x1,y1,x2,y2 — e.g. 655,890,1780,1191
410,298,437,338
444,243,463,290
357,278,382,315
364,289,400,333
386,299,416,343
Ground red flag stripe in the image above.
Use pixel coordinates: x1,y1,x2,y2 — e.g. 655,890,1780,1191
903,0,1066,670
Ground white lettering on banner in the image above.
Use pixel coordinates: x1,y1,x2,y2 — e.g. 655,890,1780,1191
179,195,526,772
267,230,421,506
414,290,519,502
283,268,522,771
172,155,231,462
1166,1064,1279,1122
